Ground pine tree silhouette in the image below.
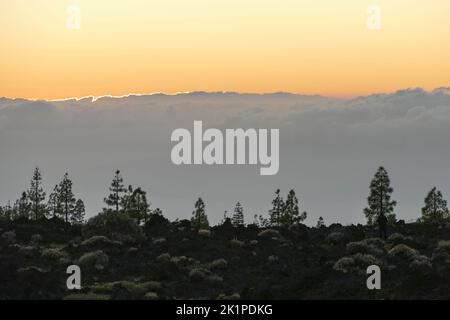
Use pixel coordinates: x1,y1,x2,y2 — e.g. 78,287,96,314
232,202,244,227
47,184,62,219
71,199,86,225
421,187,449,224
123,186,150,225
269,189,284,227
364,166,397,225
14,192,31,220
27,167,46,220
191,197,209,229
104,170,127,213
316,216,325,228
58,173,76,225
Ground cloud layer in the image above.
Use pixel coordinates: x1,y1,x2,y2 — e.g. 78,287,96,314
1,88,450,225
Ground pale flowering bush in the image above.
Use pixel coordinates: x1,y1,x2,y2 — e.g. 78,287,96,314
431,240,450,274
189,267,223,284
435,240,450,254
257,229,280,238
387,233,414,246
78,250,109,270
144,292,159,300
41,248,67,260
327,232,345,245
409,255,433,275
81,235,121,248
209,258,228,270
333,253,381,274
30,234,42,246
198,229,211,237
346,238,385,256
388,244,419,261
1,230,16,244
230,238,244,248
217,293,240,300
156,253,171,263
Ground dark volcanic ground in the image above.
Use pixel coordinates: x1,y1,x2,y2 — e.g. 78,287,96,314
1,216,449,300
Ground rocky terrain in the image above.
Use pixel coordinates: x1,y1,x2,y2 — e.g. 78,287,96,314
1,215,449,300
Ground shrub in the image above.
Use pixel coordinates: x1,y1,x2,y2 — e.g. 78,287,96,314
431,241,450,267
327,232,345,245
333,253,380,274
230,239,244,248
249,240,258,246
82,211,145,244
435,240,450,253
257,229,280,238
268,255,279,262
209,259,228,270
152,237,166,245
1,230,16,244
198,229,211,237
119,281,153,296
41,248,67,260
346,239,384,256
144,292,159,300
188,268,222,283
388,233,414,245
363,238,385,247
30,234,42,245
142,281,162,291
217,293,240,300
388,244,419,261
156,253,171,263
64,293,110,300
18,245,38,258
207,274,223,284
409,255,433,275
189,268,210,281
333,256,354,273
80,235,121,248
170,255,190,266
78,250,109,270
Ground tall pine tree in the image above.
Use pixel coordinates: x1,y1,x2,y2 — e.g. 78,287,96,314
191,197,209,229
47,184,62,219
421,187,449,224
58,173,76,225
364,166,397,225
27,167,46,220
71,199,86,225
281,189,307,226
316,216,325,228
14,192,31,220
232,202,244,227
104,170,126,213
269,189,306,227
123,186,150,225
269,189,285,227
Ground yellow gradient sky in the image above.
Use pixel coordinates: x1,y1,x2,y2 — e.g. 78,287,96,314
1,0,450,99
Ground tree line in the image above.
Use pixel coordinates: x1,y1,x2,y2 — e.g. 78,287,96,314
0,166,449,228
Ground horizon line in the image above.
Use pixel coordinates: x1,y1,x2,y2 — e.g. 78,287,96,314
1,86,449,103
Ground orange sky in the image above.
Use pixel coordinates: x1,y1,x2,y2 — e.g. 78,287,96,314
1,0,450,99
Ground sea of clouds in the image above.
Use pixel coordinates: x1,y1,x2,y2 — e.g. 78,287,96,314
1,88,450,225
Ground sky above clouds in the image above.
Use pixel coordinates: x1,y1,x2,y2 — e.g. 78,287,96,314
1,0,450,99
1,88,450,225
